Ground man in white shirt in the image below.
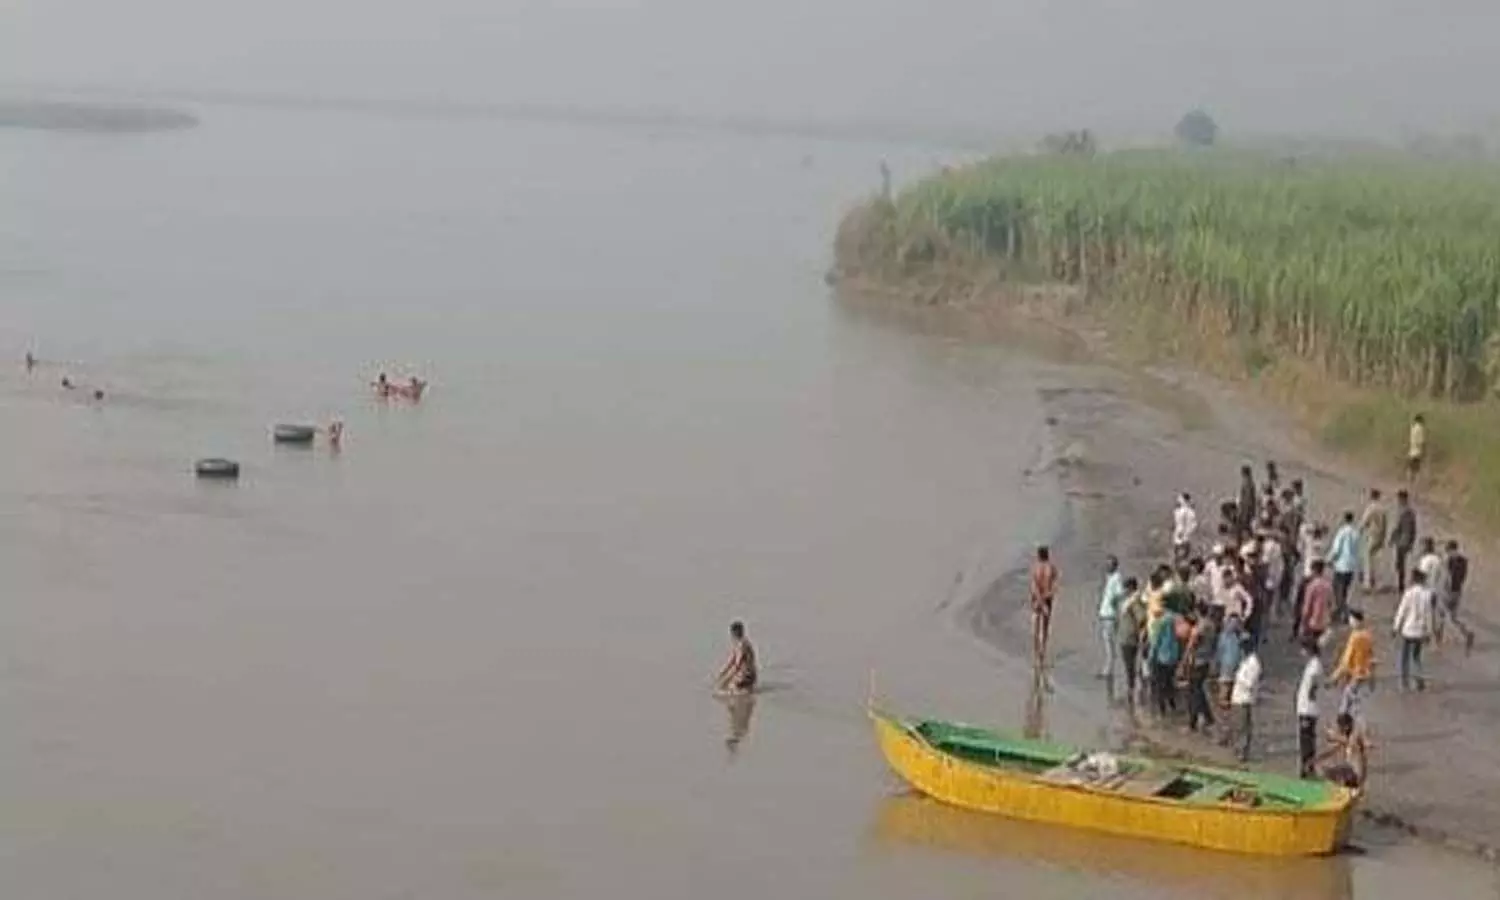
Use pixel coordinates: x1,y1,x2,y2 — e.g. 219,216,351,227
1295,638,1324,777
1393,569,1436,692
1222,569,1253,625
1207,544,1228,605
1415,537,1450,642
1262,531,1285,616
1225,639,1261,763
1097,556,1127,679
1173,494,1199,563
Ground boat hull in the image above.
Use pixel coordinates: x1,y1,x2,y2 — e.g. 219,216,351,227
873,712,1354,857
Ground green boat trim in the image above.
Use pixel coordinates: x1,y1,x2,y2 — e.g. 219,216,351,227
902,715,1345,810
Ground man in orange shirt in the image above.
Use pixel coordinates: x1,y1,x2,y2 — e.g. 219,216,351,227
1331,608,1375,719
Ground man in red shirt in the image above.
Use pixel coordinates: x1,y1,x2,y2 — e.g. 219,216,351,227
1301,559,1334,647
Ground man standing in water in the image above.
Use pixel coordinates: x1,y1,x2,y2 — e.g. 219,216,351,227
1097,556,1126,679
1295,637,1324,778
1030,546,1059,670
714,621,758,695
1392,490,1418,593
1359,488,1388,593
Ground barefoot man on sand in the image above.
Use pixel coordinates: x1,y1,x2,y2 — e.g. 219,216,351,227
1030,546,1059,670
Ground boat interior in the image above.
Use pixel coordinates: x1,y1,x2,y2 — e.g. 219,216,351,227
912,720,1303,809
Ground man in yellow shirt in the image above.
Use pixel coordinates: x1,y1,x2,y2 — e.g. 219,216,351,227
1407,414,1427,484
1331,608,1375,719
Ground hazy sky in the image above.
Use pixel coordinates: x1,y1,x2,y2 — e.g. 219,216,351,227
6,0,1499,138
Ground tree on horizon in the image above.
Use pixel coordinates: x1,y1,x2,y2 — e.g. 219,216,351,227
1175,109,1219,147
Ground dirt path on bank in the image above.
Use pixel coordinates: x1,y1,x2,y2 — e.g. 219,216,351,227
839,279,1500,863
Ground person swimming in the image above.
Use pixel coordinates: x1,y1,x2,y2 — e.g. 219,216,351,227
394,376,426,401
714,621,758,695
61,376,75,390
327,419,345,450
372,373,392,397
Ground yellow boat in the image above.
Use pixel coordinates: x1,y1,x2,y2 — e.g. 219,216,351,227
871,708,1357,857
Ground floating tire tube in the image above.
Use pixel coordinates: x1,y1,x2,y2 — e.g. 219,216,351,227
195,458,241,479
272,424,317,444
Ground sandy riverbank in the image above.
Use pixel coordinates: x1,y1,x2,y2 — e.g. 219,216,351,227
835,273,1500,863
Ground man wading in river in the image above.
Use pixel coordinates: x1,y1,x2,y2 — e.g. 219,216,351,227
714,621,758,695
1030,546,1059,671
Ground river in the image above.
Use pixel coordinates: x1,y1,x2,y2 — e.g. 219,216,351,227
0,106,1494,899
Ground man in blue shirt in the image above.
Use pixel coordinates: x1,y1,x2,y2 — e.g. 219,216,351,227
1151,607,1182,718
1328,510,1361,623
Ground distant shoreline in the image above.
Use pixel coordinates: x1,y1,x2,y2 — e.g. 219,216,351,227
0,99,199,133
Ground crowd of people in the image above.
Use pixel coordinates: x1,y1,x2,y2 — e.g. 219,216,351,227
1032,428,1472,792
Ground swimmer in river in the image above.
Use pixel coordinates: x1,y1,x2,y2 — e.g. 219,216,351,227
393,375,426,401
372,373,392,397
327,419,345,450
61,376,75,390
24,351,36,373
714,621,758,695
92,389,104,402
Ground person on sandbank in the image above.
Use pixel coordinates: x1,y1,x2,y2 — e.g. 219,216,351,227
714,621,758,695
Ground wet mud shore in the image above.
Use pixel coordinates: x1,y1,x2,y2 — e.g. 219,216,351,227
837,276,1500,864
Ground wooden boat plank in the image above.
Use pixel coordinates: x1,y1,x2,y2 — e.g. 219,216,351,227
1116,770,1186,798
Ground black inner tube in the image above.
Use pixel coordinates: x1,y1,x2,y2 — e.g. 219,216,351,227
272,424,316,444
195,458,240,478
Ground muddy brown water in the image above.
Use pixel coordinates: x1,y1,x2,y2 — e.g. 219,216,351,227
0,108,1495,898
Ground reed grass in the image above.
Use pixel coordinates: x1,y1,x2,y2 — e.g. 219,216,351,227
884,151,1500,401
834,149,1500,529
